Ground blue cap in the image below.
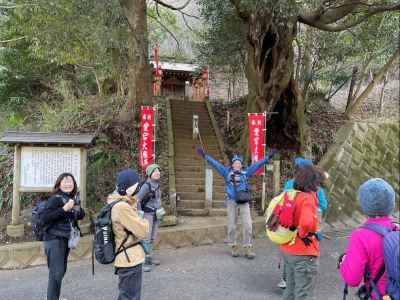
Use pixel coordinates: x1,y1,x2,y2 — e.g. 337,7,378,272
231,154,243,164
294,157,313,168
358,178,395,217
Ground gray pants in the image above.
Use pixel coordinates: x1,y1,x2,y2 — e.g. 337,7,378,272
44,238,70,300
144,212,159,251
282,253,319,300
116,264,143,300
226,201,252,246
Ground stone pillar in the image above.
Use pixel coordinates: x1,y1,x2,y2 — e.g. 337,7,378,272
205,168,213,213
273,160,281,196
7,145,24,237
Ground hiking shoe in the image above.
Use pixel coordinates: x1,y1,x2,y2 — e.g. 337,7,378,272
277,279,287,289
143,256,152,272
143,263,152,272
152,258,161,266
243,245,255,259
231,245,240,257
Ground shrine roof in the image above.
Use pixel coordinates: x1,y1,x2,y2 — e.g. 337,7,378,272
150,61,198,72
1,131,95,147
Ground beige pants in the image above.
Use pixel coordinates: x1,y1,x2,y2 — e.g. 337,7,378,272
226,201,252,246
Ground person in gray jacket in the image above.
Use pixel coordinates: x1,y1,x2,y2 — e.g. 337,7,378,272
135,163,164,272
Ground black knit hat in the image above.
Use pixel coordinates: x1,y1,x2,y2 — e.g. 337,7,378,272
116,169,140,196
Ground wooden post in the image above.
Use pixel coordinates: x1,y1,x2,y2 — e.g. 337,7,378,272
273,160,281,196
11,145,21,225
79,147,90,234
80,148,87,210
7,145,24,237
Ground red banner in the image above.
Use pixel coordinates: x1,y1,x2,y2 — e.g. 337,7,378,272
248,113,265,176
139,106,155,170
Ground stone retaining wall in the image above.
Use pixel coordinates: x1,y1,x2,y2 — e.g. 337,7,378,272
319,121,399,224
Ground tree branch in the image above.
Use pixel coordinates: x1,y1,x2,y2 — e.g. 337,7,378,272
147,14,181,51
345,48,400,118
153,0,191,11
229,0,250,20
0,36,26,44
299,2,400,32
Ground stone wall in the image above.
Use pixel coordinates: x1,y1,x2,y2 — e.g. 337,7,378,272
319,121,400,224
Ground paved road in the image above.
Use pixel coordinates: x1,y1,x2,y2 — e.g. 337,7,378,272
0,237,359,300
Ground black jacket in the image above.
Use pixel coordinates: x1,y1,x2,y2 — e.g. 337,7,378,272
42,192,85,241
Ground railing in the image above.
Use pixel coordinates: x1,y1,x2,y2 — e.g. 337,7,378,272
166,99,177,217
193,114,213,214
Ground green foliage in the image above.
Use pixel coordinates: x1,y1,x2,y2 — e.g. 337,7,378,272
309,13,399,92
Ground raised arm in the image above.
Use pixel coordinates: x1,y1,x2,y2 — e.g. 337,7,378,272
197,148,229,177
246,150,278,177
204,154,229,178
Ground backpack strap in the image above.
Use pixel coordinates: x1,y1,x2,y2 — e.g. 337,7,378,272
141,182,155,210
361,224,390,300
365,266,386,300
362,223,392,236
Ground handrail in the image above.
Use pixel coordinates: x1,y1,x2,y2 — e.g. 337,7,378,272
193,114,212,214
166,99,177,217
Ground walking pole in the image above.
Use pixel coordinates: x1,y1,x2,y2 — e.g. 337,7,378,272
261,111,267,212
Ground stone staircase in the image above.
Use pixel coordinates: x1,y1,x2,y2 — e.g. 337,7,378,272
170,99,227,216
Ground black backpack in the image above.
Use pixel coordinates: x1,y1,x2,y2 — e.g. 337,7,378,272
31,199,48,241
92,200,139,274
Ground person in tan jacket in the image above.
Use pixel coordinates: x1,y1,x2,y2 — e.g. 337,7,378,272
108,169,149,300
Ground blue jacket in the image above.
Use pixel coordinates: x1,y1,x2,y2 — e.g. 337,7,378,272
284,179,328,214
204,155,270,202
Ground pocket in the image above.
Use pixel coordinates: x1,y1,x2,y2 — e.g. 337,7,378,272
295,256,318,276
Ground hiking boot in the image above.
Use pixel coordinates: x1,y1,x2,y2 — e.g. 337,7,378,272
243,245,255,259
277,279,287,289
231,245,240,257
152,257,161,266
143,256,152,272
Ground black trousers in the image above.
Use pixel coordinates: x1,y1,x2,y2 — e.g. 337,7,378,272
116,264,143,300
44,237,70,300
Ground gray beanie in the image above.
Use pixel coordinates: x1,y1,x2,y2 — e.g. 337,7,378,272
358,178,395,217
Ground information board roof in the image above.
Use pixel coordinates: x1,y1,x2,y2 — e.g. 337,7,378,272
1,132,95,147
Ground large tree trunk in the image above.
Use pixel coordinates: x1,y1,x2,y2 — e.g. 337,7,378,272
120,0,152,115
243,10,307,154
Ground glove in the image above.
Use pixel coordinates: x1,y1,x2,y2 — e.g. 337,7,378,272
315,231,323,241
267,149,278,160
301,237,313,246
196,148,205,158
337,253,346,269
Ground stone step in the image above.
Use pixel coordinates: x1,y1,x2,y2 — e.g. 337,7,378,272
174,154,221,161
179,191,225,200
175,171,227,179
176,200,225,210
176,184,225,193
174,137,219,144
212,201,226,209
177,200,205,209
175,165,206,172
176,178,225,186
210,208,227,216
173,128,215,134
177,208,209,217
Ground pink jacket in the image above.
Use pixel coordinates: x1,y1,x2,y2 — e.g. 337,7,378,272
339,216,393,298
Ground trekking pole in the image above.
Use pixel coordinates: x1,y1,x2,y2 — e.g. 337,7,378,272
343,284,348,300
